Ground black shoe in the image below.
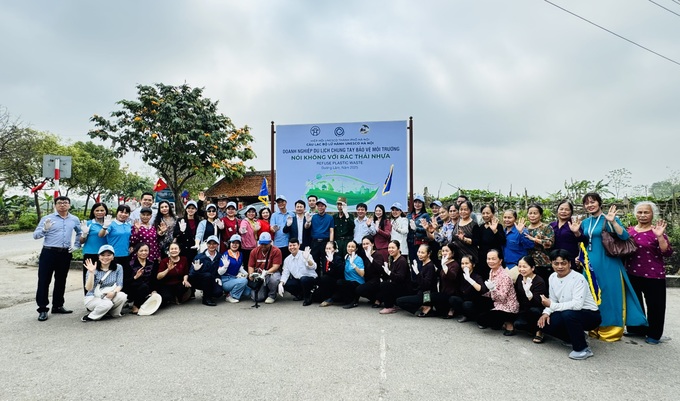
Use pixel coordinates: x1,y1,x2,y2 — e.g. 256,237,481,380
293,295,304,301
202,298,217,306
52,306,73,314
372,303,381,309
38,312,48,322
342,302,359,309
81,315,95,322
303,300,312,306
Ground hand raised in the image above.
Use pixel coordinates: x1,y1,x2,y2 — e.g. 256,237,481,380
192,260,202,271
568,216,582,233
515,217,526,232
605,205,618,222
286,216,293,227
382,262,391,276
179,219,187,232
43,218,53,231
652,220,667,238
215,219,225,230
80,220,90,235
302,246,312,261
411,259,420,275
198,191,206,201
84,258,97,272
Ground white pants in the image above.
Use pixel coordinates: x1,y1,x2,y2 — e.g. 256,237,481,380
84,292,128,320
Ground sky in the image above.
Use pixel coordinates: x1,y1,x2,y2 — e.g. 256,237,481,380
1,0,679,199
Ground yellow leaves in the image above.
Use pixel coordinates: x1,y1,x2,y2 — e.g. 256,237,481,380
212,145,218,149
228,133,237,141
238,161,244,165
204,133,211,137
211,162,220,169
151,133,158,139
134,116,142,122
151,101,159,106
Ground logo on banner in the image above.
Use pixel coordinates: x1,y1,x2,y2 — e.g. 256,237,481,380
334,127,345,137
360,124,370,135
310,126,321,136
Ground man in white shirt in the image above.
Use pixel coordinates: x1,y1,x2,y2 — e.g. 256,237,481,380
538,249,602,360
353,202,373,243
129,192,156,223
278,238,317,306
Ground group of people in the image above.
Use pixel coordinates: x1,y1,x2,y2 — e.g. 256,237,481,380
33,191,673,360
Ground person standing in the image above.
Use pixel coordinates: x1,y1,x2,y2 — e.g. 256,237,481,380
128,192,156,223
33,196,82,321
306,198,334,268
271,195,294,260
626,201,673,344
307,195,318,215
334,197,355,259
284,200,311,249
353,202,372,244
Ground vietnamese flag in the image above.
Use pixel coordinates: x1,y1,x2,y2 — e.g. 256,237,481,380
154,178,168,192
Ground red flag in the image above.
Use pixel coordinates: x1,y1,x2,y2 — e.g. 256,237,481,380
96,193,101,203
31,179,48,194
153,178,168,192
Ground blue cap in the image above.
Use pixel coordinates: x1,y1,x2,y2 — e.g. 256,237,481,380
98,244,115,255
258,232,272,244
414,195,425,203
229,234,242,242
390,202,403,210
206,235,220,244
430,200,442,207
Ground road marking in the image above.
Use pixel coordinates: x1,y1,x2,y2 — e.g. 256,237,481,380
379,329,387,400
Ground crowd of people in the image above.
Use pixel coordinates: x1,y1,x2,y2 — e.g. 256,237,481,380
33,191,673,359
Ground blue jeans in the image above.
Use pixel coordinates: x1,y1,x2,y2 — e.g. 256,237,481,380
220,275,251,300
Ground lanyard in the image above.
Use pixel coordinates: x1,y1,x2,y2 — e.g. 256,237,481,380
587,214,602,251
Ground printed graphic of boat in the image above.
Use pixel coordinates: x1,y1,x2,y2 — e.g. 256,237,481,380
305,173,379,206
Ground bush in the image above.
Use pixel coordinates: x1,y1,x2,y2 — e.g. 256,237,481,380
71,248,83,261
18,214,38,230
0,224,20,232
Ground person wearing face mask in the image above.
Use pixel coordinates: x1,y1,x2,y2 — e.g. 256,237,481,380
580,192,647,342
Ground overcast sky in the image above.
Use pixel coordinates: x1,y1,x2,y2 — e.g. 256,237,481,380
2,0,679,199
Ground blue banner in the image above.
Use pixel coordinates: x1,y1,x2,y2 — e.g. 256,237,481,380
275,120,408,212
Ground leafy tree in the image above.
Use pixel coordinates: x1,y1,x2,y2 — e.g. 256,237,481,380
0,129,64,219
63,141,123,214
107,169,155,203
606,168,632,199
89,83,256,214
650,170,680,199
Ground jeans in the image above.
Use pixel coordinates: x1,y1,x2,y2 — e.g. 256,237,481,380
221,275,251,300
251,272,281,302
543,309,602,351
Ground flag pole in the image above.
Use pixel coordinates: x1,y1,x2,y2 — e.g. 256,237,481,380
270,121,276,212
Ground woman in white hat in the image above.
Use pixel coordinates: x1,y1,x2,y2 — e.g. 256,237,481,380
82,245,128,322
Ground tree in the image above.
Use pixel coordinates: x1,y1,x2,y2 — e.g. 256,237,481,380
106,169,155,203
89,83,256,214
0,129,64,219
0,106,24,183
606,168,632,199
63,141,124,214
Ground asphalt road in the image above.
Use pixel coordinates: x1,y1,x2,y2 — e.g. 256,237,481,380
1,233,678,400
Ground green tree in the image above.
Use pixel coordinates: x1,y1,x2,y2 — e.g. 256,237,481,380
89,83,255,214
0,129,64,219
63,141,124,214
106,169,155,203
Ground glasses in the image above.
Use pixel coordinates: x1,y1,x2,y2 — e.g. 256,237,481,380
56,201,70,205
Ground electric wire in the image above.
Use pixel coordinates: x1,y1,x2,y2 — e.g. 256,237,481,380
649,0,680,18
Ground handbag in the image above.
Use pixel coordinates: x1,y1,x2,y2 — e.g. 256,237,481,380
601,221,637,257
93,271,116,298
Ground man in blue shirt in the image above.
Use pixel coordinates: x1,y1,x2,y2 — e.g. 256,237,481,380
270,195,294,260
305,198,334,269
33,196,82,321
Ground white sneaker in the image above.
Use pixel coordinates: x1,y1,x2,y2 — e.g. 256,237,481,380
264,297,276,304
568,348,593,360
226,296,240,303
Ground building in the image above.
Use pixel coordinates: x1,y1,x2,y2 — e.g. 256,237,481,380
205,170,271,209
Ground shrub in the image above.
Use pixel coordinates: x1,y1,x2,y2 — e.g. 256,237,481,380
17,214,38,230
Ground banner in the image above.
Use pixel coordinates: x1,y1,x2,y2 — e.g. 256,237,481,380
275,120,407,212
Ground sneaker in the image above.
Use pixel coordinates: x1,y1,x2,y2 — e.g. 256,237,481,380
645,337,660,345
319,298,334,307
81,315,95,322
264,297,276,304
660,335,672,343
379,307,397,315
568,348,594,360
226,296,240,303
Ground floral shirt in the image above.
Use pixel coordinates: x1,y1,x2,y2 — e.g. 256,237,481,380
527,223,554,267
483,267,519,313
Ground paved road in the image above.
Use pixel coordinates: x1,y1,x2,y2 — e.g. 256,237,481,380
1,232,677,400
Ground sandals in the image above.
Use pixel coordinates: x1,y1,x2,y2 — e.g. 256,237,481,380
533,333,545,344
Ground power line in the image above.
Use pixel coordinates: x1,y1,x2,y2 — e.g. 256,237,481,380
544,0,680,67
649,0,680,18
